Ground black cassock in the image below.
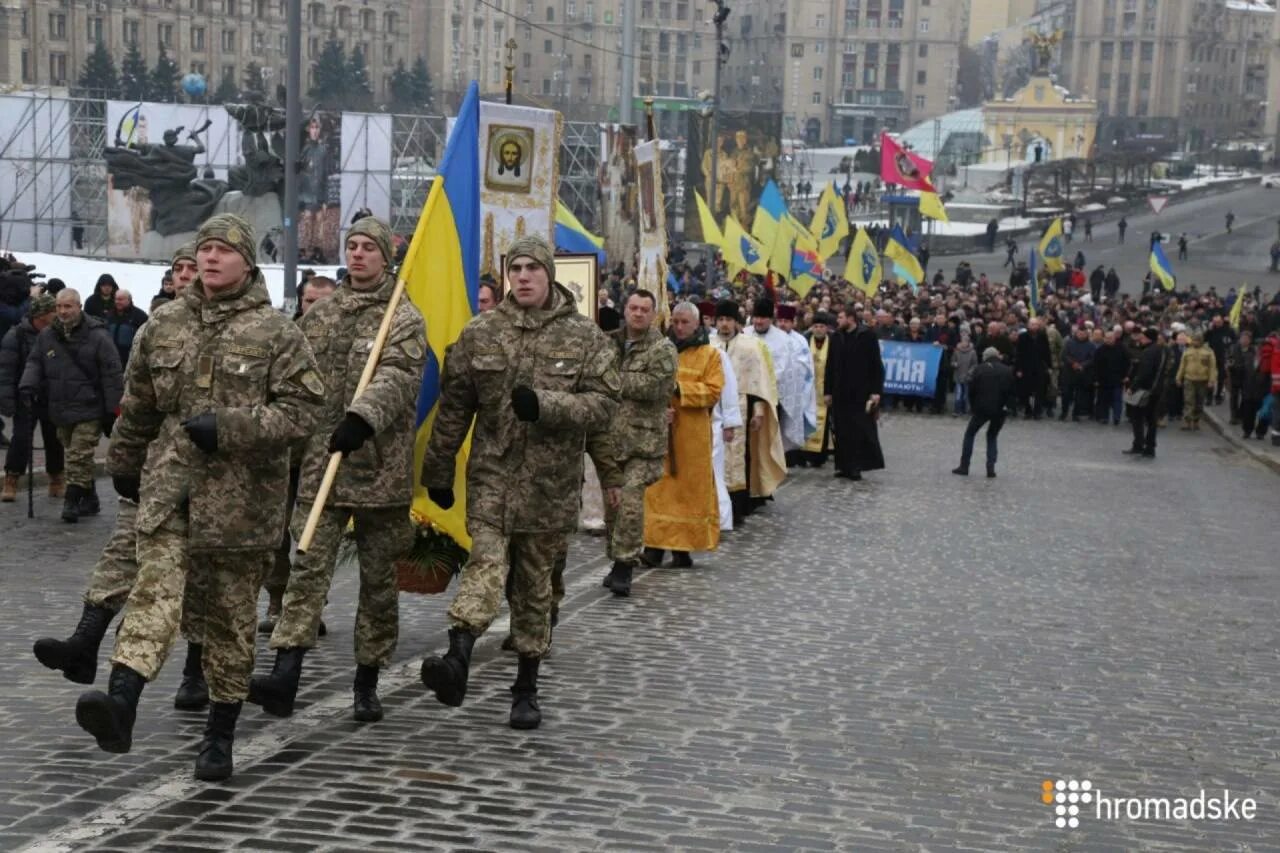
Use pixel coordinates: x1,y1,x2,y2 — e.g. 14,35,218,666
824,327,886,473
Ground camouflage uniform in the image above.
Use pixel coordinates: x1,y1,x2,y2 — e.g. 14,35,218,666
56,421,103,490
587,325,677,566
422,281,619,658
270,268,426,665
107,256,323,702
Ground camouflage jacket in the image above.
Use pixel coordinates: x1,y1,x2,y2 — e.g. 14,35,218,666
297,272,426,508
421,282,620,534
586,325,677,488
107,273,324,552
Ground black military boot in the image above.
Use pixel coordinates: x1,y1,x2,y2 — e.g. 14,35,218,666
61,484,83,523
173,642,209,710
33,602,115,684
420,628,475,707
352,664,383,722
246,647,305,717
509,656,542,730
605,561,633,597
79,482,101,516
194,701,241,782
75,663,145,753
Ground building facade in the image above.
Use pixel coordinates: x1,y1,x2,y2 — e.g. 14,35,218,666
1052,0,1275,149
966,0,1038,45
0,0,414,103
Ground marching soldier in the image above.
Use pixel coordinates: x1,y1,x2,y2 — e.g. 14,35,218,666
34,246,215,711
419,236,619,729
589,289,676,596
74,215,324,781
249,216,425,723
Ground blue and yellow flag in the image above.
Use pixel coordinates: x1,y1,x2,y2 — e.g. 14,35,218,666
848,227,882,299
810,182,849,262
1149,241,1176,291
722,214,768,276
885,224,923,293
751,179,787,259
694,190,723,246
554,200,605,264
1038,218,1066,273
406,81,480,549
1027,245,1040,318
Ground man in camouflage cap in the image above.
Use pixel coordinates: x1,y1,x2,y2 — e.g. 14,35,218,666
420,235,619,730
73,212,325,782
250,214,425,724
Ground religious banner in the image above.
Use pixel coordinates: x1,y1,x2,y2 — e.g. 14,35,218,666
878,341,943,398
683,110,783,241
634,139,668,317
476,102,561,277
598,124,639,273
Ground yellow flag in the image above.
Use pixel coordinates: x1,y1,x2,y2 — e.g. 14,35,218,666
1229,286,1246,330
721,214,768,275
810,184,849,262
848,228,882,299
695,190,722,245
919,191,949,222
1038,218,1066,274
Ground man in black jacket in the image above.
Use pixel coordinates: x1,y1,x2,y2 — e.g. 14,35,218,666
19,289,124,521
1092,330,1129,425
1124,327,1170,458
953,347,1015,478
1014,319,1052,419
0,295,62,500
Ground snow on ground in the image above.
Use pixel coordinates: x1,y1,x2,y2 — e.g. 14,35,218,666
1151,171,1259,192
849,216,1034,237
2,251,340,309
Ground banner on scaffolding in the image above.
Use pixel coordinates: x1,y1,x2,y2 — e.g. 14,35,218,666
634,139,668,318
0,94,74,254
683,109,783,242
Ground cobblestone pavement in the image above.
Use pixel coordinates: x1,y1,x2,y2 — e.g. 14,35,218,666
2,412,1279,851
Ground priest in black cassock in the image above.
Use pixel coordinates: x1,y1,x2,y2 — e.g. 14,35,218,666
824,308,885,480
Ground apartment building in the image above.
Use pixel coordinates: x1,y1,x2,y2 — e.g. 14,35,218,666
0,0,414,102
966,0,1038,45
1053,0,1275,148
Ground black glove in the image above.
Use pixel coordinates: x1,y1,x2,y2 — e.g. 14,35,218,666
101,413,116,438
327,412,374,455
511,385,540,422
181,412,218,453
112,475,140,502
427,487,455,510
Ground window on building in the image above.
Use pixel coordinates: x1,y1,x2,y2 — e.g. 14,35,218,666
546,5,554,21
192,26,206,50
845,1,859,29
88,16,103,42
190,61,206,75
159,23,173,47
222,65,236,88
361,9,374,30
816,13,825,27
193,0,205,11
887,0,903,27
916,69,926,85
384,11,397,31
254,0,266,17
813,66,823,80
791,44,805,57
48,13,66,39
309,3,324,25
542,78,551,94
813,92,823,104
49,52,67,83
914,94,925,109
544,39,552,52
21,50,30,83
815,42,824,54
641,0,652,18
886,42,899,88
1140,41,1153,61
676,1,686,19
1099,72,1111,88
918,43,927,58
523,52,531,68
226,0,237,15
693,60,701,75
308,36,319,57
221,29,235,51
865,0,880,28
918,17,928,32
659,1,670,17
383,43,393,63
1120,41,1133,60
125,19,140,45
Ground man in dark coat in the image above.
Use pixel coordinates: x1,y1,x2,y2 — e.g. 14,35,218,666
1124,327,1171,458
1092,330,1129,425
1014,319,1052,419
824,307,884,481
105,290,148,367
954,347,1016,478
1089,265,1106,303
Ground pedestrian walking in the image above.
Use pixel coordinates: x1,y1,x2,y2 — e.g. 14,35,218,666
1123,327,1171,458
1226,211,1235,233
1177,233,1188,261
72,214,325,781
1117,217,1127,244
419,236,619,730
953,347,1015,478
0,295,63,501
250,216,426,725
1004,237,1018,268
18,289,124,522
1084,218,1093,242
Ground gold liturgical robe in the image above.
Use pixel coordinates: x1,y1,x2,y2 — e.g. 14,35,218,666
718,332,786,497
643,339,724,552
805,335,831,454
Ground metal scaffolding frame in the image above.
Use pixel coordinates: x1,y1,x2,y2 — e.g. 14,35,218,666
2,95,636,258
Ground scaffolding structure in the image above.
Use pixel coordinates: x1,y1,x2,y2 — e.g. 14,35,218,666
1,94,672,259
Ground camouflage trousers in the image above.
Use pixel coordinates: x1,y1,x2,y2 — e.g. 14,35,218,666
263,466,302,600
83,499,206,644
603,457,665,566
271,503,410,667
450,520,565,659
56,420,100,490
110,508,270,702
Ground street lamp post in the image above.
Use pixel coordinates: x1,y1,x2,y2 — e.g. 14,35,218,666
707,0,730,225
282,0,301,310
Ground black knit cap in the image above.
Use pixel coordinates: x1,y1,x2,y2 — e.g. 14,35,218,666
715,299,741,320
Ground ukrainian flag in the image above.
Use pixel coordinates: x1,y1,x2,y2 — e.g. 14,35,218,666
1038,218,1066,273
848,227,882,299
1149,241,1176,292
554,200,606,264
751,179,787,259
721,214,768,276
885,224,923,293
405,80,480,549
695,190,723,246
810,182,850,262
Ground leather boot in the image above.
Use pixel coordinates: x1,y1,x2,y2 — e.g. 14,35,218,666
605,561,633,596
75,663,145,753
509,656,542,730
352,664,383,722
194,701,241,782
79,482,101,515
1,473,17,502
47,472,65,498
61,484,83,523
420,628,475,707
33,602,115,684
247,647,306,717
173,642,209,710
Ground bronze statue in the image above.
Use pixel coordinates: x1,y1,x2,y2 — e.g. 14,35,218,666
1027,30,1062,75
